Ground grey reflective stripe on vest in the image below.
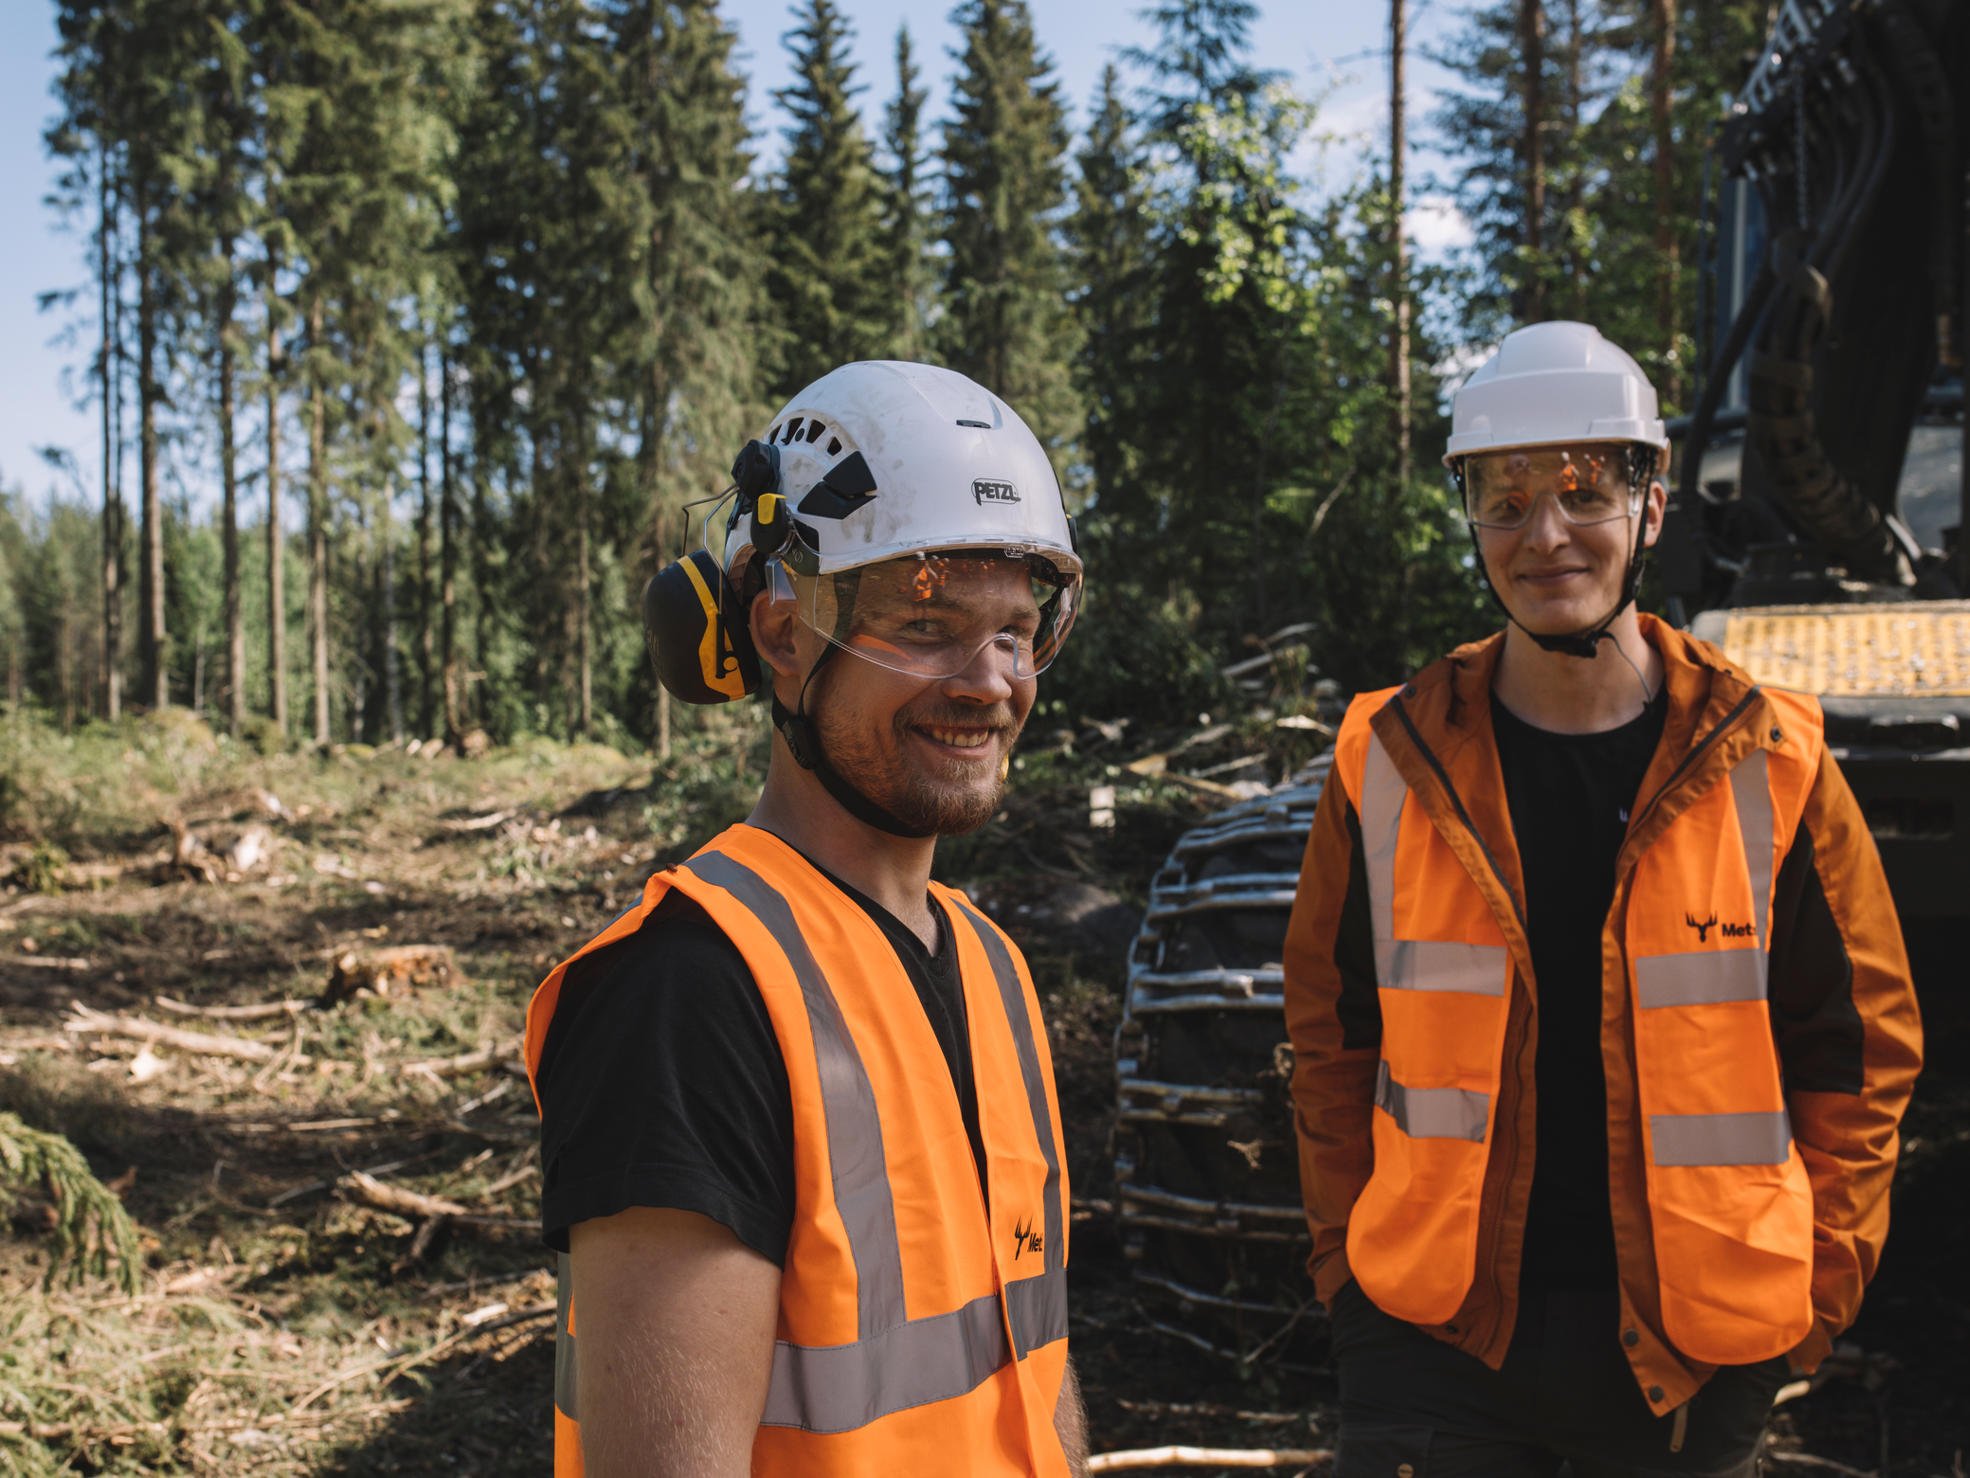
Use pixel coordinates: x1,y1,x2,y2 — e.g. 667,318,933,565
759,1266,1064,1434
948,897,1068,1356
1374,1060,1488,1142
1636,946,1768,1007
1005,1260,1069,1353
1360,734,1509,997
1379,938,1508,997
1360,733,1406,952
555,1250,578,1421
1650,1109,1792,1166
684,850,907,1340
1731,749,1774,947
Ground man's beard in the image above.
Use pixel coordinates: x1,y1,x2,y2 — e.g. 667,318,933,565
814,695,1020,837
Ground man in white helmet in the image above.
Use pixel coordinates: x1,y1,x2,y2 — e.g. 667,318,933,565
1284,322,1920,1475
524,362,1088,1476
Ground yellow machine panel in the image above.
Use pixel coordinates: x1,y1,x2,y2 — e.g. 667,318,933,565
1714,602,1970,698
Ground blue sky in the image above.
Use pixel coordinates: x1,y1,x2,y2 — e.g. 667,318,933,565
0,0,1465,514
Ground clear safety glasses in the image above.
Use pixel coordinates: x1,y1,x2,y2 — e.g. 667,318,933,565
770,548,1081,681
1460,445,1646,531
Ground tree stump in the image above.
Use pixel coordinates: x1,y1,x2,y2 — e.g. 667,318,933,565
322,945,458,1006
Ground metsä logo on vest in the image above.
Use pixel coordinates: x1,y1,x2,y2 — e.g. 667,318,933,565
1683,912,1753,943
1012,1218,1042,1259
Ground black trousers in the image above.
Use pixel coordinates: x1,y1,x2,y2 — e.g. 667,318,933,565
1330,1280,1790,1478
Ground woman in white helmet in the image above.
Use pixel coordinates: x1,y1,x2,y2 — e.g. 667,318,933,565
1284,323,1919,1476
526,362,1090,1476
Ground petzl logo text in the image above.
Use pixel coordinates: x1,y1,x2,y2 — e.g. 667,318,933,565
1012,1218,1042,1260
973,478,1020,506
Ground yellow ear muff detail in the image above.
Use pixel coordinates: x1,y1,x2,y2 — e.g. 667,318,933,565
679,554,750,701
641,551,760,706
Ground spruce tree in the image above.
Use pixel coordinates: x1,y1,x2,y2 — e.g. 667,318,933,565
600,0,763,502
598,0,765,748
1068,63,1151,514
880,25,935,360
938,0,1078,454
766,0,892,397
1122,0,1306,625
1122,0,1274,137
280,0,458,742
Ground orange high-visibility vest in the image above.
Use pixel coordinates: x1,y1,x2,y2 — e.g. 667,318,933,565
1335,683,1822,1365
524,824,1071,1476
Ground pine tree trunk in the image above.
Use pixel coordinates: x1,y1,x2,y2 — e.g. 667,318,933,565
1519,0,1548,323
529,431,551,717
644,359,672,759
98,142,122,723
308,292,331,748
267,275,287,737
380,471,402,744
440,339,460,746
471,462,491,730
1652,0,1680,404
219,237,244,737
137,189,167,709
656,503,672,759
1565,0,1586,318
416,332,435,738
1390,0,1411,492
577,461,592,739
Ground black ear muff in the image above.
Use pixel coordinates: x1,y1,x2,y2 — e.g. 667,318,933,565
642,550,760,705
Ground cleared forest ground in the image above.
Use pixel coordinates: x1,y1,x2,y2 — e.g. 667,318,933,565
0,710,1962,1475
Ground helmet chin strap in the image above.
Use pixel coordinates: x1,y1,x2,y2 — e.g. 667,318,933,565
1467,509,1649,661
770,645,937,840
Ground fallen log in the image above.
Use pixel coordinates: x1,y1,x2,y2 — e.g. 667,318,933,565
1089,1447,1331,1473
154,994,308,1022
338,1170,470,1219
439,809,515,834
1762,1454,1876,1477
405,1040,517,1079
63,1002,276,1062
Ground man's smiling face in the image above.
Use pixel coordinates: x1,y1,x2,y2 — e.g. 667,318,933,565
802,557,1042,836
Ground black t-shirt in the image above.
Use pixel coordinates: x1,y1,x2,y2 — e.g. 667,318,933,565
1491,690,1667,1290
534,856,982,1263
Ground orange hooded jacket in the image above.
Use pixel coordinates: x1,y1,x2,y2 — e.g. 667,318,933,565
1283,617,1922,1417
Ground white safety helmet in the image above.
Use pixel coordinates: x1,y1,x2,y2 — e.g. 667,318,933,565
723,360,1081,579
1444,321,1668,465
644,358,1083,796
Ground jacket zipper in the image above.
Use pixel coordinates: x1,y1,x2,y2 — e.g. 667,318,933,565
1620,689,1761,858
1388,696,1531,1348
1601,685,1760,1387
